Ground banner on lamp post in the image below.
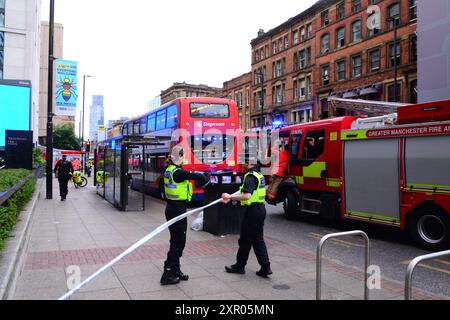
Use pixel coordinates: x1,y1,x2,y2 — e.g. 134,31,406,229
98,124,106,142
55,60,78,116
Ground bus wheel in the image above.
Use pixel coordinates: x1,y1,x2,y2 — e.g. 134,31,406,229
283,189,300,220
408,206,450,251
159,182,166,200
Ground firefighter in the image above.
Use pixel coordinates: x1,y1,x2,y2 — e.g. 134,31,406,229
221,160,272,278
266,142,289,201
54,155,74,201
160,145,210,285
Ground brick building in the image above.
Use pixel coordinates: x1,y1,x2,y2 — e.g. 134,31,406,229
314,0,417,118
160,82,221,105
216,72,251,130
245,0,417,129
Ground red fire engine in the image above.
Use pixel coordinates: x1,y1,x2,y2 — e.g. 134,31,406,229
268,99,450,250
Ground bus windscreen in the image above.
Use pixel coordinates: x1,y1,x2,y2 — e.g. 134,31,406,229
190,103,229,119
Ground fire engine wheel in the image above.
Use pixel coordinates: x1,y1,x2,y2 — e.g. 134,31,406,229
283,189,300,220
408,206,450,251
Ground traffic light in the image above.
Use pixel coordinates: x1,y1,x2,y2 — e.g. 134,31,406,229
86,140,91,152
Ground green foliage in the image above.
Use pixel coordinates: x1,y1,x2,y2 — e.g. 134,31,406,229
53,124,81,151
33,148,46,165
0,175,36,251
0,169,31,192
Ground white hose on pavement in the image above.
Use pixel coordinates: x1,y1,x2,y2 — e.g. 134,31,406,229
58,191,240,300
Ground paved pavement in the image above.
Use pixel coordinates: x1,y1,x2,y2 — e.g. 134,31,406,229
9,178,448,300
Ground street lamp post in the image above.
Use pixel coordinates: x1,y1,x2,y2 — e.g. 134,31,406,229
46,0,55,199
388,14,400,102
257,69,264,130
81,74,91,172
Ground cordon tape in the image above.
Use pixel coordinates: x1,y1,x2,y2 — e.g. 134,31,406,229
58,191,240,300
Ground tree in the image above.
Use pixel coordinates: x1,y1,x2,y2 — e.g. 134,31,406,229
53,124,81,150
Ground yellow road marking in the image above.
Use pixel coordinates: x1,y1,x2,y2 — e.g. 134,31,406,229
308,233,351,248
435,259,450,266
401,260,450,275
309,232,365,248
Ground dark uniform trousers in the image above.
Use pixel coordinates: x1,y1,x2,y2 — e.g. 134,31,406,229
236,203,270,267
58,176,70,198
164,201,188,269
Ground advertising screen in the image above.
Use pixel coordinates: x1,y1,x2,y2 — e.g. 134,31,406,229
0,80,31,148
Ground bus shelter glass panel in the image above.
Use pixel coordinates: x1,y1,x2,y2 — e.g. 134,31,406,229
126,146,144,211
114,146,122,206
104,147,115,205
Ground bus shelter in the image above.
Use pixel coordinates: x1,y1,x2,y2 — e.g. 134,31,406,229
94,135,168,211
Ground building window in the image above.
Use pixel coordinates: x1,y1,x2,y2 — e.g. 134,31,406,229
352,20,362,42
410,34,417,63
306,47,311,67
300,27,305,42
336,60,346,81
0,0,4,27
410,0,417,21
336,27,345,48
273,59,285,78
272,84,285,104
307,23,313,39
272,41,277,54
388,42,401,68
284,35,289,49
294,78,306,100
388,3,401,30
278,38,283,52
265,45,269,58
321,65,330,85
260,48,265,60
255,51,259,62
337,2,345,20
352,0,361,12
369,48,380,72
295,50,306,70
387,83,401,102
321,33,330,54
321,10,329,27
254,90,265,109
293,30,299,44
352,54,362,78
0,31,3,79
246,88,250,106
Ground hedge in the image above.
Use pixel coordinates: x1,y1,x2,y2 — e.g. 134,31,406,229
0,169,36,251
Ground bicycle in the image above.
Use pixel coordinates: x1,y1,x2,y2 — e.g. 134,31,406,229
71,171,88,188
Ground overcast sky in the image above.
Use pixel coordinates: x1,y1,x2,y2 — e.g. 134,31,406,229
41,0,317,134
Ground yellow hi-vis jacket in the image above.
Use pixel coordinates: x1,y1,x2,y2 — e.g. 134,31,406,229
164,165,193,202
240,170,266,206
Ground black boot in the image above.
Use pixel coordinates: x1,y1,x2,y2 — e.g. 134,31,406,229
256,264,272,278
174,266,189,281
225,264,245,274
160,268,180,285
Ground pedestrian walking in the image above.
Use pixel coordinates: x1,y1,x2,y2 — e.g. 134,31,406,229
54,155,74,201
160,145,210,285
221,160,272,278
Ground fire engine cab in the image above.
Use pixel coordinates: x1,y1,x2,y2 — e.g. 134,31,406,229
269,99,450,251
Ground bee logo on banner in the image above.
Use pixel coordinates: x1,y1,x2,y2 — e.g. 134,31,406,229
55,60,78,116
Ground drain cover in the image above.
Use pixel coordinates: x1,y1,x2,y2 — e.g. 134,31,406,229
273,284,290,290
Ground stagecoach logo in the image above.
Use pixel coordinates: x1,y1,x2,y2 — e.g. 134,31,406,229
196,121,226,128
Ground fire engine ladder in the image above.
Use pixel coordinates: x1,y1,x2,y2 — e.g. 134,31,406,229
328,97,410,118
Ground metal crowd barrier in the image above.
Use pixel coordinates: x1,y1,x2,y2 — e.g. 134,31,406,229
316,230,370,300
405,250,450,300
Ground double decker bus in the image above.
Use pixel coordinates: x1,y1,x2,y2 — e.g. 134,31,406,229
121,97,240,201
